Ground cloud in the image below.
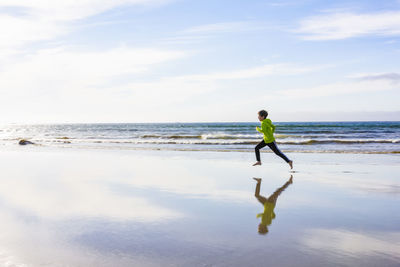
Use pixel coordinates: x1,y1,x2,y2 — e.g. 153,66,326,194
184,63,322,80
0,45,185,97
298,171,400,196
0,0,171,49
302,229,400,261
0,0,168,21
350,72,400,83
114,63,324,105
182,21,263,34
0,14,66,49
0,45,188,123
265,1,300,7
297,11,400,40
0,50,318,100
163,21,271,44
0,151,185,220
279,78,399,98
0,177,181,220
0,54,325,123
0,1,185,123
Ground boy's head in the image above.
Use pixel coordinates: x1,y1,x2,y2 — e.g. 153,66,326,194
258,223,268,234
258,110,268,121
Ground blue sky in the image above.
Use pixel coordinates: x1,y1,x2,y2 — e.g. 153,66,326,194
1,0,399,123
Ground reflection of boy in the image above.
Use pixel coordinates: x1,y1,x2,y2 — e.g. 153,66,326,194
253,176,292,235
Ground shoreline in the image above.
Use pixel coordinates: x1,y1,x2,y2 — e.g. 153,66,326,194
3,143,400,154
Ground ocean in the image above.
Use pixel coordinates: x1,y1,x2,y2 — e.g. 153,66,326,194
1,121,399,153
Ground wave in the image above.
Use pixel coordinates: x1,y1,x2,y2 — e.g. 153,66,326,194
200,133,260,140
89,140,259,145
109,138,398,145
27,138,399,146
2,136,400,145
136,134,399,144
141,133,261,140
141,134,203,139
278,139,400,145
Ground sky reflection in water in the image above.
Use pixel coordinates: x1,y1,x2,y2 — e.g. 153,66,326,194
0,149,399,266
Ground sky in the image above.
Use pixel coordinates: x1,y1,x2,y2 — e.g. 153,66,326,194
0,0,399,123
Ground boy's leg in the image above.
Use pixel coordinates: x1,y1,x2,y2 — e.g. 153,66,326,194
267,175,293,205
266,141,290,163
255,140,267,161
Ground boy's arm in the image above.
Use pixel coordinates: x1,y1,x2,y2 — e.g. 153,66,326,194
264,120,275,133
271,123,276,133
254,179,267,204
256,122,265,133
261,121,268,133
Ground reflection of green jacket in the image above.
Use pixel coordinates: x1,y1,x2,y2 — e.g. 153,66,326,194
256,118,276,143
257,202,276,226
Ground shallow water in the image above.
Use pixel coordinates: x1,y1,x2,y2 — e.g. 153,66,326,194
1,121,399,153
0,148,399,266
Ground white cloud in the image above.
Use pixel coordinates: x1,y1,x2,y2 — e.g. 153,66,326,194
297,11,400,40
279,78,399,98
182,63,322,80
0,0,167,21
266,1,297,7
349,72,400,83
0,0,170,50
182,21,263,34
0,50,323,122
297,171,400,196
112,63,324,106
0,176,181,220
302,229,400,261
0,1,184,123
0,46,185,97
0,45,188,123
0,14,66,49
0,151,185,220
163,21,271,44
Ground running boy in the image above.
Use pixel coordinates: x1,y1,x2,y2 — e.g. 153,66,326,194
253,110,293,169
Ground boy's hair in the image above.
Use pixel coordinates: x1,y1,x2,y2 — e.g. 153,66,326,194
258,110,268,119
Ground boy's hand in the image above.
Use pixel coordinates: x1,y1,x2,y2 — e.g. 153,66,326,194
256,127,261,132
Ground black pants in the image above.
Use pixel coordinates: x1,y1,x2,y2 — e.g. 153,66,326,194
255,140,290,163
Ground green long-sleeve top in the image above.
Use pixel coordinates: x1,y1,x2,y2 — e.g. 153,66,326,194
256,118,276,143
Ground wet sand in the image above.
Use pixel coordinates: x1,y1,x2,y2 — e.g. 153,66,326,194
0,147,399,266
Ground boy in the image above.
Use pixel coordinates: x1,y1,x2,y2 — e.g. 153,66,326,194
253,110,293,169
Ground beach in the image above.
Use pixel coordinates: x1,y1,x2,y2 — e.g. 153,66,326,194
2,0,400,265
0,146,399,267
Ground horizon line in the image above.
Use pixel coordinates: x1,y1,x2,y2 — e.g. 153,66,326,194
1,120,399,125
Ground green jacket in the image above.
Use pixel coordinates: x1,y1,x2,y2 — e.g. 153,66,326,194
256,118,276,143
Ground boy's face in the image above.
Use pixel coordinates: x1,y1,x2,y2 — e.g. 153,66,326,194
258,224,268,234
258,114,264,121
